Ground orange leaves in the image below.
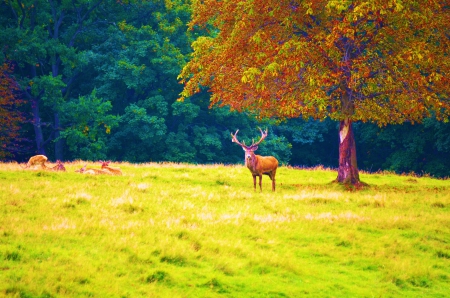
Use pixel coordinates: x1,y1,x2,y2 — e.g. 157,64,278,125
180,0,450,124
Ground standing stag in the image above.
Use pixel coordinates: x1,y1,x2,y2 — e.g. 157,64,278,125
231,128,279,191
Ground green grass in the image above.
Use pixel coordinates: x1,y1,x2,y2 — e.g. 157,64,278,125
1,161,449,297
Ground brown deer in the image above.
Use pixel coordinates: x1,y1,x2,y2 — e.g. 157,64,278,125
100,161,122,175
45,160,66,172
75,164,112,175
231,127,279,191
21,155,48,169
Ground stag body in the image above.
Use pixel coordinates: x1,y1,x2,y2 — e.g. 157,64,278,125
231,128,278,191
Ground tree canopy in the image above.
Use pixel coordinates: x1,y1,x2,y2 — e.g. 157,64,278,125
179,0,450,184
180,0,449,122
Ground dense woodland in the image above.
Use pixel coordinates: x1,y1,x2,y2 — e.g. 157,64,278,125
1,0,449,178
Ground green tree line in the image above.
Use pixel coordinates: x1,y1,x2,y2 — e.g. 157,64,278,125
1,0,449,177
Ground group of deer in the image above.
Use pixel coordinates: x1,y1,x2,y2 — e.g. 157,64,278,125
21,155,66,172
21,155,122,176
21,128,277,191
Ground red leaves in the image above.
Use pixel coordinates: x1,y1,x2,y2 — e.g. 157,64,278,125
0,63,27,159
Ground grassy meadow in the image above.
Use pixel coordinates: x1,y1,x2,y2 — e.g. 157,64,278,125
0,161,449,297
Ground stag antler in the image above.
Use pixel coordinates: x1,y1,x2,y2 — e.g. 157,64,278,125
251,127,268,148
231,127,268,149
231,129,247,148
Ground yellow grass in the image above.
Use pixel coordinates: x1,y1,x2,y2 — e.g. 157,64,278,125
0,161,449,297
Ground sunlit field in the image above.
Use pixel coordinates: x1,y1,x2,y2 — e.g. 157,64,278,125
1,161,449,297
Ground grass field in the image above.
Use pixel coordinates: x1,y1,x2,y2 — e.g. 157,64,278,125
1,161,449,297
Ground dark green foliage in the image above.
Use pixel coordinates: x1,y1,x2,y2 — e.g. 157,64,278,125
279,118,338,167
355,118,450,177
1,0,448,177
108,104,167,162
59,90,119,160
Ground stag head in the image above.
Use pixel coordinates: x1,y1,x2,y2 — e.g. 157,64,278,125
231,127,268,163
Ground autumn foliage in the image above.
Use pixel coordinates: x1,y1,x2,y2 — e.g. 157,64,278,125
179,0,450,185
0,63,26,159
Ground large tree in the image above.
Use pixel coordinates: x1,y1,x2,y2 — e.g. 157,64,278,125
1,0,108,159
179,0,450,185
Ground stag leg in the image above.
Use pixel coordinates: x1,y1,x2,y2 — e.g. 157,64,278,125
270,169,277,191
258,174,262,191
271,172,276,191
252,175,257,191
265,171,276,191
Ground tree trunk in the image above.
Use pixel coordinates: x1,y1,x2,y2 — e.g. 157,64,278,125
28,63,46,156
54,112,64,161
336,119,361,185
31,97,46,155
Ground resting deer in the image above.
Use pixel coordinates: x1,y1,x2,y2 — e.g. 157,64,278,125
100,161,122,175
75,164,112,175
46,160,66,172
21,155,48,169
231,127,279,191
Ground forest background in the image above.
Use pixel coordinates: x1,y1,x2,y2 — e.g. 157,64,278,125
1,0,449,178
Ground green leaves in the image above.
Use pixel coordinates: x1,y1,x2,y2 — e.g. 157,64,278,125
31,74,65,107
108,104,167,162
59,90,119,160
172,99,200,122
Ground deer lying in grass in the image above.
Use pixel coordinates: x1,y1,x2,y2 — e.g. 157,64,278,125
44,160,66,172
231,127,279,191
75,164,112,175
100,161,122,175
21,155,48,169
